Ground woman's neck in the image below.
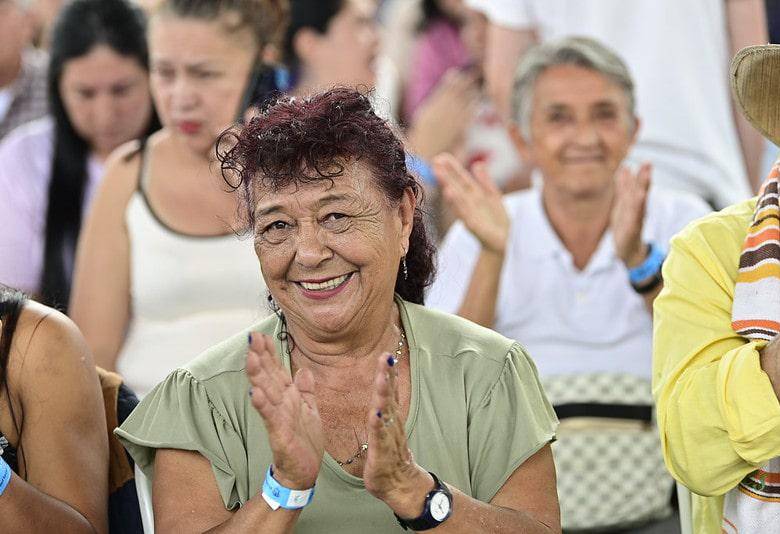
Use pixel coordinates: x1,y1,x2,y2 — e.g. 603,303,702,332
542,184,614,270
286,301,403,381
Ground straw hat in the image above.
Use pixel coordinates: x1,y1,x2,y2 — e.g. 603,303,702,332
731,44,780,146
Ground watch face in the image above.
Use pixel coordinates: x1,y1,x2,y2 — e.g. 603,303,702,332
430,492,451,521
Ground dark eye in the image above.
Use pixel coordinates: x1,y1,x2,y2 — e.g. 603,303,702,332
265,221,289,232
325,213,347,221
548,111,569,123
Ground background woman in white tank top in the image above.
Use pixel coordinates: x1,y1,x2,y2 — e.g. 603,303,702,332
68,0,287,397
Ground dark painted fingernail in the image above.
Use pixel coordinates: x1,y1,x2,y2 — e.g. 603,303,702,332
387,355,395,367
376,410,382,418
248,333,253,345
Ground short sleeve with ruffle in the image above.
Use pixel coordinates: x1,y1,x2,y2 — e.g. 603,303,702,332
467,343,558,502
115,368,249,510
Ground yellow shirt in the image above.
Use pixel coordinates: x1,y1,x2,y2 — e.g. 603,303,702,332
653,198,780,533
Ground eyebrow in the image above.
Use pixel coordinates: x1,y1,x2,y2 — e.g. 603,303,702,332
255,193,353,218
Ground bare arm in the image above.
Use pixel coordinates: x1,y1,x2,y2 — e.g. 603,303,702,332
0,305,108,534
153,449,301,534
69,142,141,371
433,154,510,328
726,0,769,191
483,25,537,118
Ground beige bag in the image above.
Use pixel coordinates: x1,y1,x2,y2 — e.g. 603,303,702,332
543,373,673,531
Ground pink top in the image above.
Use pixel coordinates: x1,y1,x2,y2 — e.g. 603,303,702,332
0,118,103,294
403,19,470,122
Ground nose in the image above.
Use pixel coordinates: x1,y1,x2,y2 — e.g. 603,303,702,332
572,119,600,147
93,93,120,130
170,76,197,111
294,222,332,268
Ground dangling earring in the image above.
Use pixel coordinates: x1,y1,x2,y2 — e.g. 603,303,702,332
401,255,408,280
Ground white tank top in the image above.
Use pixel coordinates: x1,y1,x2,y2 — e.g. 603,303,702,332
116,150,270,397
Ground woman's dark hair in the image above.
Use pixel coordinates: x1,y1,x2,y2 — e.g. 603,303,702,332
217,87,436,305
41,0,160,308
282,0,343,73
0,287,27,477
420,0,452,31
157,0,290,50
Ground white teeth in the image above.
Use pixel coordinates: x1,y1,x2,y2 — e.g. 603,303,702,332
300,274,350,291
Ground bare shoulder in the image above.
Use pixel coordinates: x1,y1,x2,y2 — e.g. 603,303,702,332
10,301,98,393
97,131,166,208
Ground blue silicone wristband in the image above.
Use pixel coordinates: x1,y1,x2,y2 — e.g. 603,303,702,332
0,456,12,496
261,466,315,510
628,242,666,284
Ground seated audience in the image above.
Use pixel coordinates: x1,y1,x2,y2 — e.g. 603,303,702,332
69,0,284,397
0,0,157,306
0,286,108,533
654,44,780,534
427,37,711,531
115,87,560,533
0,0,47,140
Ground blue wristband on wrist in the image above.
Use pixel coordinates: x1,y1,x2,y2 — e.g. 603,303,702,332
0,456,12,496
261,466,315,510
628,242,666,283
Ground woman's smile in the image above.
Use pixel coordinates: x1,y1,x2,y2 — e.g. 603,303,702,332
295,272,355,300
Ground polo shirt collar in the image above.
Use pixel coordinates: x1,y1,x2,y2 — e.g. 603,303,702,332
520,186,617,274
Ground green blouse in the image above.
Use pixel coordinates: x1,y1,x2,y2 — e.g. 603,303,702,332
116,298,558,533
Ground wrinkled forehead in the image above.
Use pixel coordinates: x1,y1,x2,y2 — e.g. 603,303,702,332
252,161,385,214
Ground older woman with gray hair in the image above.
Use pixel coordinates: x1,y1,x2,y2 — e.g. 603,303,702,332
428,36,711,531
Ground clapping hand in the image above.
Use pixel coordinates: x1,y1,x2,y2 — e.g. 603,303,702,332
610,163,652,267
434,153,510,255
363,353,432,518
247,333,325,489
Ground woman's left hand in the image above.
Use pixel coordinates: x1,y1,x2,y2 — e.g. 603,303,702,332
363,353,434,518
611,162,652,268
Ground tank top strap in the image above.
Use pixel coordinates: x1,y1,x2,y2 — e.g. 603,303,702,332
136,138,152,196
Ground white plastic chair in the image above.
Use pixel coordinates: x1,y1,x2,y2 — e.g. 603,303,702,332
135,464,155,534
677,482,693,534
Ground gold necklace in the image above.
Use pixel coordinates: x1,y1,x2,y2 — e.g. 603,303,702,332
336,330,406,467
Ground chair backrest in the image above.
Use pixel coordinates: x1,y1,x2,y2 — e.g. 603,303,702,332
677,482,693,534
135,464,155,534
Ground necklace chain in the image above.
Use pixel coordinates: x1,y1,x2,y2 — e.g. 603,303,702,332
336,330,406,467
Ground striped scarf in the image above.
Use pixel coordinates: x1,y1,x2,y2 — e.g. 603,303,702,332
725,161,780,530
732,162,780,340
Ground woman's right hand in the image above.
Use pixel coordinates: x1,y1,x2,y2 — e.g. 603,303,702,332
247,333,324,489
433,153,510,254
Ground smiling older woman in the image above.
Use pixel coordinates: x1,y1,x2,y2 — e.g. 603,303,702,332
115,87,560,533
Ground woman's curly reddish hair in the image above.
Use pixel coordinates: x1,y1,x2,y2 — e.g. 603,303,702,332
217,87,436,305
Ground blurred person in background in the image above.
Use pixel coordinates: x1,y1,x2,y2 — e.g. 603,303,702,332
467,0,768,207
402,0,531,237
427,37,711,532
0,0,157,306
0,286,108,533
69,0,286,397
0,0,47,140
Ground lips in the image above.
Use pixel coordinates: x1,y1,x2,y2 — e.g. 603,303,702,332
294,273,354,300
177,121,202,135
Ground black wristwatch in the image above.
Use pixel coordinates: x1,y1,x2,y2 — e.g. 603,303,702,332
394,472,453,531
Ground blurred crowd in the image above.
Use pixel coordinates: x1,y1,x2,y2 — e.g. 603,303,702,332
0,0,776,533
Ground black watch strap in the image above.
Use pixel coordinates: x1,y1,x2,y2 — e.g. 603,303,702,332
394,472,453,531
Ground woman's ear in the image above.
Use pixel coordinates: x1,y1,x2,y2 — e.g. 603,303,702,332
508,122,532,162
398,187,416,255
